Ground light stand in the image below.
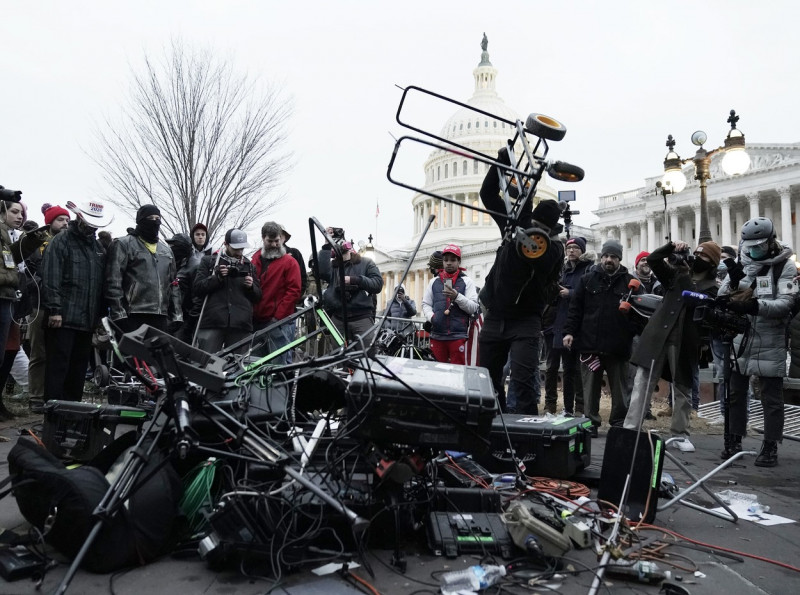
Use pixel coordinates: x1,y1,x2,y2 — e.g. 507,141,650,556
655,180,673,242
661,110,750,244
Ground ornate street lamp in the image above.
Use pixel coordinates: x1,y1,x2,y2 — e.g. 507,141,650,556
662,110,750,243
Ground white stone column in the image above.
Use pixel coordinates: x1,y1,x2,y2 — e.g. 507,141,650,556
795,197,800,253
747,192,760,220
670,208,680,243
719,197,732,247
693,205,702,242
639,221,647,255
620,224,628,256
646,213,656,251
682,214,693,243
731,210,745,243
778,186,792,243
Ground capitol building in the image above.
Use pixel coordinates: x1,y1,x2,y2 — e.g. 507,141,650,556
373,39,800,311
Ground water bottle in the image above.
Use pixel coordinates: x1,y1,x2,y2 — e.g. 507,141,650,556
439,564,506,593
605,560,666,584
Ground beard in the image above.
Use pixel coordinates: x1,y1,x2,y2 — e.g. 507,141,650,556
262,245,286,260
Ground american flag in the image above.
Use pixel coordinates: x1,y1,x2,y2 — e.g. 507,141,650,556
465,312,483,366
376,201,380,217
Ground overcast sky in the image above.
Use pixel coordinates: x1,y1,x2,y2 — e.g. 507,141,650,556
2,1,799,259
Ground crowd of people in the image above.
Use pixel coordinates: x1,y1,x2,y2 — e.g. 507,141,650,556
2,179,795,470
0,197,312,418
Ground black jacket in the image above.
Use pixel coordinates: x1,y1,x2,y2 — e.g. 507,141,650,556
564,264,640,358
630,242,718,386
105,231,182,322
193,252,262,331
317,249,383,321
41,222,106,332
477,163,564,318
546,253,594,348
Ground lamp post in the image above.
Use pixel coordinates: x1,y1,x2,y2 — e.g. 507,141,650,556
661,110,750,244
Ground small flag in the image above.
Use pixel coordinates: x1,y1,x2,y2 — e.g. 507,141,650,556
376,201,380,218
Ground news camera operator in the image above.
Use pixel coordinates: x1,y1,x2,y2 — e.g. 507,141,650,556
717,217,797,467
193,229,261,354
477,146,564,414
317,226,383,344
384,284,417,337
623,240,722,452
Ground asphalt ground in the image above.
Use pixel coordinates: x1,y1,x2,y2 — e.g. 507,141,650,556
0,399,798,595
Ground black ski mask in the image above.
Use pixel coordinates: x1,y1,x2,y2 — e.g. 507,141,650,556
692,257,713,274
136,205,161,243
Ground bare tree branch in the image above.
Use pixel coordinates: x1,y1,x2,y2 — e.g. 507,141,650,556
92,40,293,240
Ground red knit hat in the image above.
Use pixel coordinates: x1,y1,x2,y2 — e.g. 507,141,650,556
44,205,70,225
634,251,650,267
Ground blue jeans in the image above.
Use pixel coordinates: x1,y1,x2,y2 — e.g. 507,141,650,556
252,320,295,364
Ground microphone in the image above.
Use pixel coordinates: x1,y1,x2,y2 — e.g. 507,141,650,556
681,290,714,304
619,278,642,312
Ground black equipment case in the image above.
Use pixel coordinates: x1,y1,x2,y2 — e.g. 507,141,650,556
42,400,148,462
347,356,497,450
477,414,592,478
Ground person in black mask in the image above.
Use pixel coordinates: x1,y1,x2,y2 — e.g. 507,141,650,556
624,240,721,453
105,204,182,332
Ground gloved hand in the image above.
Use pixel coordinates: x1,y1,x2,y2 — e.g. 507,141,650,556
422,321,432,333
497,142,513,167
726,299,759,315
724,257,745,286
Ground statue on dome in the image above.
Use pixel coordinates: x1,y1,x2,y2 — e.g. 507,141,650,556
481,33,488,52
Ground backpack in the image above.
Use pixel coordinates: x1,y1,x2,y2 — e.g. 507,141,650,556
6,433,182,573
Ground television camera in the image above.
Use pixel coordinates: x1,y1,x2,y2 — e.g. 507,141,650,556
219,262,252,278
0,185,22,202
682,290,750,337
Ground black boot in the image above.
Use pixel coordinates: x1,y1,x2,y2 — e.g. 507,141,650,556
720,434,743,460
754,440,778,468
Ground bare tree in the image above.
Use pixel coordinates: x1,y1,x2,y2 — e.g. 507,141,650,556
94,41,292,239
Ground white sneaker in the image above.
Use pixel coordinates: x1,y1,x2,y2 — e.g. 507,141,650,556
672,437,695,453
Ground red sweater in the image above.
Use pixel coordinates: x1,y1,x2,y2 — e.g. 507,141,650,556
251,251,301,323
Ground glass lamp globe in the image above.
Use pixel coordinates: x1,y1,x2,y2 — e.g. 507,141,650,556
662,168,687,193
721,148,751,176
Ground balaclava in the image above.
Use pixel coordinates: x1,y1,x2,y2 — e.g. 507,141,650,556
136,204,161,243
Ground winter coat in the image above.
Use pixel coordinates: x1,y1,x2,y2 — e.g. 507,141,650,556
0,222,20,301
285,244,308,297
252,250,301,323
422,272,480,340
41,221,106,332
317,249,383,321
629,243,719,386
385,294,417,334
193,252,261,331
788,312,800,378
564,264,640,358
478,164,564,319
547,252,594,348
719,244,797,378
105,231,182,322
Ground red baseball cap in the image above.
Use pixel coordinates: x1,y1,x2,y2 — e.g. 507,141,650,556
442,243,462,259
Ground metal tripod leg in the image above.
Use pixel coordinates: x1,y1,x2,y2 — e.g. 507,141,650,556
657,438,756,522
